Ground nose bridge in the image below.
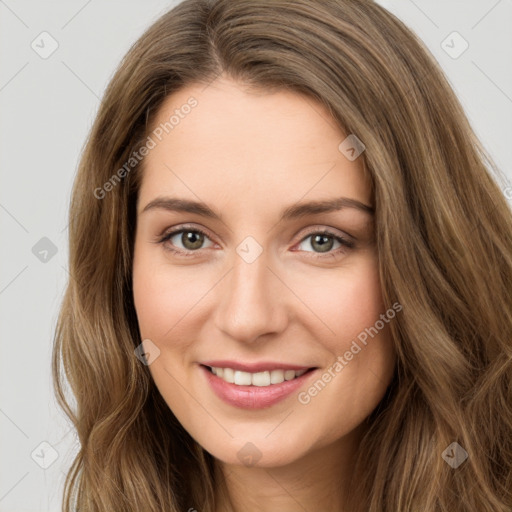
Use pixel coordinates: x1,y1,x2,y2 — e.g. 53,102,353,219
214,247,287,342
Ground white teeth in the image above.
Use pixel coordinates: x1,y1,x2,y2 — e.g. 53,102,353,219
223,367,235,383
252,371,271,387
209,367,309,387
270,369,285,384
234,370,252,385
284,370,296,381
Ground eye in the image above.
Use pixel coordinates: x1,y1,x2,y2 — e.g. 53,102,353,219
155,225,355,259
295,229,355,258
157,225,214,256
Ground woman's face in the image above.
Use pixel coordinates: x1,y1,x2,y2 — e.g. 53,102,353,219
132,76,396,467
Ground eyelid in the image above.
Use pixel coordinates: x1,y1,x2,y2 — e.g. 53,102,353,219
156,223,355,258
157,222,212,238
156,223,216,248
157,223,354,243
297,224,355,242
293,228,355,255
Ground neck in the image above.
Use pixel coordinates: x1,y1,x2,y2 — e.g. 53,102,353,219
213,423,366,512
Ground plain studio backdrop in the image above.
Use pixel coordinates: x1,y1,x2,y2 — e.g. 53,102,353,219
0,1,511,511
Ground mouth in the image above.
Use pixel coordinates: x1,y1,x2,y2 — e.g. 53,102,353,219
200,363,319,409
201,364,317,387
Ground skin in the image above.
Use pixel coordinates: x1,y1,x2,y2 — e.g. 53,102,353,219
132,75,397,512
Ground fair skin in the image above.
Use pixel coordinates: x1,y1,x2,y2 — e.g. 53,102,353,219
132,75,396,512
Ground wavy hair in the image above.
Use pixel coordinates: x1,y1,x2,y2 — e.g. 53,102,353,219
52,0,512,510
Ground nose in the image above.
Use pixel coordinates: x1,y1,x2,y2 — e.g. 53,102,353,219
213,251,288,344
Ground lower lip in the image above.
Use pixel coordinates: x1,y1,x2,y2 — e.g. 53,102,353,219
200,365,317,409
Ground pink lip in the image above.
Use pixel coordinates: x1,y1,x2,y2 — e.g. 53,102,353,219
200,364,317,409
200,360,313,372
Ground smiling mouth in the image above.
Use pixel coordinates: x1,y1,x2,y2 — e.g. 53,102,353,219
201,364,316,387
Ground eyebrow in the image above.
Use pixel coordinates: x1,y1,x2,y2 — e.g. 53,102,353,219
140,196,374,221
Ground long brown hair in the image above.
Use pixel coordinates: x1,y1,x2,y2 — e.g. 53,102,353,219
53,0,512,510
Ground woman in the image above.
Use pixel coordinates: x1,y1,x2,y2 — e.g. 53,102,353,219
52,0,512,510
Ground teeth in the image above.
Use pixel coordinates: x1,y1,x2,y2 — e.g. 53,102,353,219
252,371,270,387
210,367,308,387
270,369,285,384
223,368,234,383
284,370,296,381
234,370,252,385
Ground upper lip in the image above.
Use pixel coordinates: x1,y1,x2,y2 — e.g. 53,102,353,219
200,360,316,372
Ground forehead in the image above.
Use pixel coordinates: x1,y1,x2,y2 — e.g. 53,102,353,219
138,77,371,214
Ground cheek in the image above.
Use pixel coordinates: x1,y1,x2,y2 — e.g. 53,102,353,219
132,261,172,340
293,253,385,355
132,248,195,340
290,258,395,443
293,252,395,409
132,254,194,395
132,248,218,365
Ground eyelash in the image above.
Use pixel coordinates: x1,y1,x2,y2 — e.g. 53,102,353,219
155,225,355,260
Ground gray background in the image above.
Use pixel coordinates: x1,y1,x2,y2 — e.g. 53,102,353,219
1,1,511,511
